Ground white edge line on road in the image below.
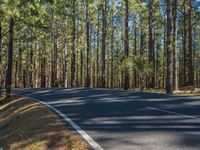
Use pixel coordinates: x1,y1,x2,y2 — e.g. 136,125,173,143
23,96,104,150
147,106,199,120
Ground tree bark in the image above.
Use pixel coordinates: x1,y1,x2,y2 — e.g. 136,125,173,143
5,17,14,99
166,0,174,93
41,56,46,88
188,0,193,86
101,0,107,88
71,0,76,87
29,32,33,87
110,0,114,88
0,22,2,96
124,0,129,90
148,0,155,88
85,1,91,87
96,10,100,87
173,0,178,91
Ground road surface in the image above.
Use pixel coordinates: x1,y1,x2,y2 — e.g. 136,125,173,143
13,88,200,150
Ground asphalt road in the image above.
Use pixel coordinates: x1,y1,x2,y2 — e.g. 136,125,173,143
13,88,200,150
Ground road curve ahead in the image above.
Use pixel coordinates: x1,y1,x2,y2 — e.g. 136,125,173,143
13,88,200,150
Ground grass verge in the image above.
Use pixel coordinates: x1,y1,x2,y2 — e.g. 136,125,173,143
0,96,88,150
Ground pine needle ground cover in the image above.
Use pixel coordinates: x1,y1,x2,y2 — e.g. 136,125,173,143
0,96,88,150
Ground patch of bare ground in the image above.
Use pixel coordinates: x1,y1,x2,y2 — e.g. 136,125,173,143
0,96,88,150
174,86,200,96
133,87,200,96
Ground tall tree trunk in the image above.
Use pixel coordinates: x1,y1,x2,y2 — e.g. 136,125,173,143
85,1,91,87
166,0,173,93
41,57,46,88
148,0,155,88
76,21,79,86
23,69,26,88
183,0,187,85
63,38,67,87
163,23,166,89
96,10,100,87
80,48,83,86
101,0,107,88
29,32,33,87
140,16,145,91
173,0,178,90
188,0,193,86
0,22,2,96
14,60,18,87
110,0,114,88
5,17,14,99
40,43,46,88
53,31,58,87
71,0,76,87
134,24,137,89
124,0,129,90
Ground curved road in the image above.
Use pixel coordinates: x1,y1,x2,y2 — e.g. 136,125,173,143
13,88,200,150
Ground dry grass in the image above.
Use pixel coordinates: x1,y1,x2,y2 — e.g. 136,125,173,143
0,96,88,150
174,87,200,96
133,87,200,96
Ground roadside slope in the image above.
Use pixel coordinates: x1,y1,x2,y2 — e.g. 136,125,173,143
0,96,88,150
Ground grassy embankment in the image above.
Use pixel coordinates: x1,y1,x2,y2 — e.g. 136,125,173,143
0,96,88,150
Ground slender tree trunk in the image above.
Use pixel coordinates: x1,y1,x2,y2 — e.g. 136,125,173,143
134,24,137,89
124,0,129,90
173,0,178,91
41,57,46,88
14,60,18,87
63,38,67,87
183,0,187,85
101,0,107,88
180,30,184,87
96,10,100,87
110,25,114,89
148,0,155,88
110,0,114,88
40,42,46,87
85,1,91,87
23,69,26,88
163,22,166,89
166,0,173,93
193,26,197,87
76,21,79,86
71,0,76,87
80,48,83,86
54,31,58,87
29,32,33,87
140,16,145,91
0,22,2,96
5,17,14,99
188,0,193,86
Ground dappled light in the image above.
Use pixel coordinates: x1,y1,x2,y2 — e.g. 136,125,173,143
0,96,88,150
13,88,200,150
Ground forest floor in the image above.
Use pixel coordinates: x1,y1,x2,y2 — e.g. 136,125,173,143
139,87,200,96
0,96,88,150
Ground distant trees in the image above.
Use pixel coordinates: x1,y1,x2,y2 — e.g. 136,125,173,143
0,0,199,97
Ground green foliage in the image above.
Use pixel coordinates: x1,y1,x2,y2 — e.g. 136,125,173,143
0,0,200,90
122,56,132,70
133,55,153,76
